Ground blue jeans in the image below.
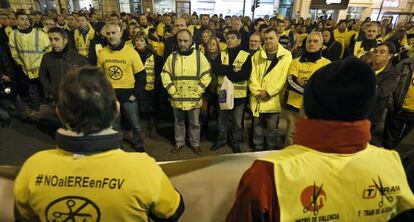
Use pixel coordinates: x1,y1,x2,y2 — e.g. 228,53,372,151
113,100,143,148
173,108,201,147
252,113,280,149
216,103,245,147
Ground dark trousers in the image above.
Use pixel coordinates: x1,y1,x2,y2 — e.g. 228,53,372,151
114,100,143,148
28,78,41,111
216,103,245,147
383,111,414,149
252,113,280,150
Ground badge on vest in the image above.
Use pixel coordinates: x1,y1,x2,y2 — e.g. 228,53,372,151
297,181,340,222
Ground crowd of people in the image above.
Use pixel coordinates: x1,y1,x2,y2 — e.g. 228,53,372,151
0,8,413,154
2,6,414,222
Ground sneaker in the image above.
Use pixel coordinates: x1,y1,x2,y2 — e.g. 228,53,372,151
193,146,204,155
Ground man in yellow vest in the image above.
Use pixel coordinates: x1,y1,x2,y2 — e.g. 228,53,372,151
161,29,212,154
14,67,185,222
227,57,414,222
156,14,173,39
74,13,95,58
350,22,381,58
97,23,146,152
210,30,252,153
249,28,292,150
333,20,350,59
9,11,50,112
285,32,330,146
139,14,153,36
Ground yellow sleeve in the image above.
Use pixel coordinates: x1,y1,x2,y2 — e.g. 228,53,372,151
401,34,408,47
157,42,165,57
14,162,38,221
161,55,176,95
8,30,23,66
97,50,104,70
145,55,156,91
288,59,299,77
197,54,212,95
150,168,182,219
131,49,145,74
248,53,262,96
267,53,293,97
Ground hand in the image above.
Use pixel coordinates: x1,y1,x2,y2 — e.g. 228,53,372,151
259,90,270,101
1,75,11,82
297,77,306,86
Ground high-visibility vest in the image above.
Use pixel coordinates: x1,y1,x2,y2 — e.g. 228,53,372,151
9,28,50,79
74,25,95,58
144,54,156,91
354,39,382,58
216,50,250,98
161,49,212,110
259,144,414,222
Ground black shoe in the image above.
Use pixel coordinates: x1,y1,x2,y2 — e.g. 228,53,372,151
232,145,241,153
210,143,225,151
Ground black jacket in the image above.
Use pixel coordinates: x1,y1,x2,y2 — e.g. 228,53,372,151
322,40,342,61
39,46,89,98
0,43,15,77
391,58,414,114
369,62,399,124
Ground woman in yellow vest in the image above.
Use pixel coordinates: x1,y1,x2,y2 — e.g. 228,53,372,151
227,57,414,222
133,31,160,138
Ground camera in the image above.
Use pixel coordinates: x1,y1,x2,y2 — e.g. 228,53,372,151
0,79,17,99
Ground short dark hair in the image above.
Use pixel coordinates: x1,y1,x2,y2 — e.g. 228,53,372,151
226,30,241,39
263,27,278,36
376,41,396,55
57,67,117,135
48,27,68,39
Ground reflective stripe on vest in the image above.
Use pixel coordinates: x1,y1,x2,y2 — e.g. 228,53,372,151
259,145,414,222
217,50,249,98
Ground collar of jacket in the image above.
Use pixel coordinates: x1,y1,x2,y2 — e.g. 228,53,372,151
109,40,125,51
55,128,122,154
51,44,70,58
177,47,194,56
138,48,152,63
294,118,371,154
299,50,322,63
361,39,377,51
376,61,393,75
18,27,33,34
259,44,288,60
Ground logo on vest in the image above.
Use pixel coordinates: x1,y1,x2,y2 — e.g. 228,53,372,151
45,196,100,222
108,65,123,80
301,182,326,216
358,176,399,217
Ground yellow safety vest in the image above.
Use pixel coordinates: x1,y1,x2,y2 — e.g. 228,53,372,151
217,50,250,98
144,54,156,91
97,44,144,89
9,28,50,79
249,45,293,117
161,49,212,110
402,71,414,111
74,25,95,58
286,57,331,109
259,145,414,222
354,39,382,58
149,39,164,56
